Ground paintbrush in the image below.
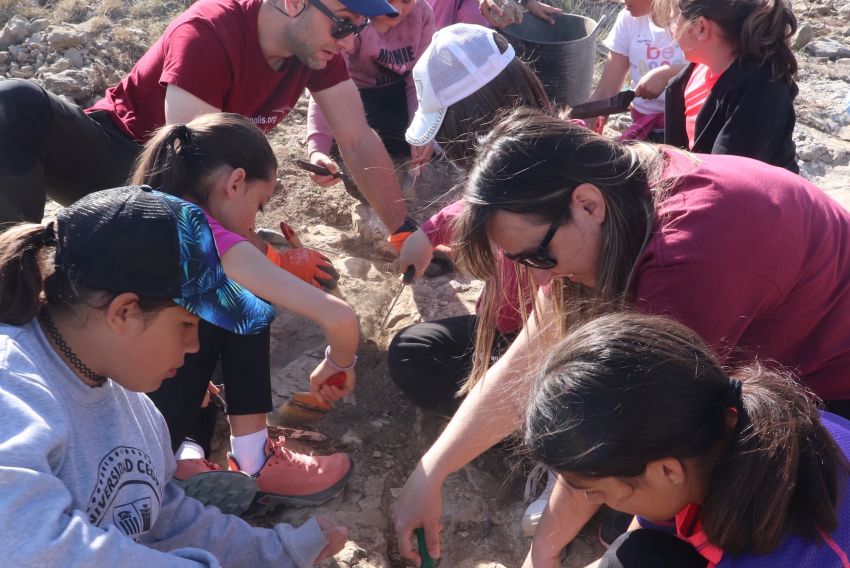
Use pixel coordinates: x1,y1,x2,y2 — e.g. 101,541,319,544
270,371,348,426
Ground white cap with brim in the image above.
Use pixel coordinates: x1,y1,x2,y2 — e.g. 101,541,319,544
405,23,516,147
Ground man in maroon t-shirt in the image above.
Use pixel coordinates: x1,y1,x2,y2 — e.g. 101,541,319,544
0,0,412,240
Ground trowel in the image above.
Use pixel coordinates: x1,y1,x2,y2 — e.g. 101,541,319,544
270,371,348,426
568,89,636,119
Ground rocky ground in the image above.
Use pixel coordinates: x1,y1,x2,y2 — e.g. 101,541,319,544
3,0,849,565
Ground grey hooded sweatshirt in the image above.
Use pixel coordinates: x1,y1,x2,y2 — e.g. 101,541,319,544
0,320,328,567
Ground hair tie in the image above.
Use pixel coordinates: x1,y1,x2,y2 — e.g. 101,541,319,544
727,378,743,408
42,220,57,247
170,124,199,167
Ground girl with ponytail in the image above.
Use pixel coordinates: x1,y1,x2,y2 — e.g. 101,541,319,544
131,113,358,516
654,0,799,172
526,312,850,567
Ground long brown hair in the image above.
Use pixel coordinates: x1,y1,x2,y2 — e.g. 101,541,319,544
526,312,849,554
435,34,553,170
131,112,277,204
454,108,668,387
654,0,797,84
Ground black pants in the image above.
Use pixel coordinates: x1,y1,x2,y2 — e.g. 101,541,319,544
600,530,708,568
0,79,141,225
387,315,513,409
359,82,409,158
147,320,273,454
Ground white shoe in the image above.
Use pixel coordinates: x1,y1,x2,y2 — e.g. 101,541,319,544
521,464,557,537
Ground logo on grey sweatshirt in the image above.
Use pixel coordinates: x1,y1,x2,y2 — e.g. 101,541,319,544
86,446,163,537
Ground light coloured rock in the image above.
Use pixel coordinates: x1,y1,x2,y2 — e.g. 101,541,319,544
46,26,88,50
27,31,45,44
29,19,50,34
8,45,25,61
64,47,84,68
8,68,29,78
342,256,374,280
806,38,850,59
5,16,30,44
0,52,7,64
336,541,367,565
792,22,816,50
41,68,93,100
42,57,72,74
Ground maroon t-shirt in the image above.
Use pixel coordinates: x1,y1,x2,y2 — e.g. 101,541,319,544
88,0,349,141
634,150,850,400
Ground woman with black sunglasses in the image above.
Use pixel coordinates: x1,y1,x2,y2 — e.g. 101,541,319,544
394,107,850,567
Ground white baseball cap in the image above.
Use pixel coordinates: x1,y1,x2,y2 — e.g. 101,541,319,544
405,24,516,147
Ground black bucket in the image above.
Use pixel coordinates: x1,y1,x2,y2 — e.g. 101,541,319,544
502,13,606,109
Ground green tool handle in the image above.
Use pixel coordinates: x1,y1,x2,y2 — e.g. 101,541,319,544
415,528,435,568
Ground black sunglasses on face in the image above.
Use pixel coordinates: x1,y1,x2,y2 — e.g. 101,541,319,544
310,0,370,38
503,210,569,270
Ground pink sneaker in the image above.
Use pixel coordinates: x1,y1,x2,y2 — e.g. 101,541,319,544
172,458,258,516
228,437,353,515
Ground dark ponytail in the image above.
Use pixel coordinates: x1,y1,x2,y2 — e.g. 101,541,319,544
0,222,55,324
738,0,797,84
525,312,849,555
131,112,278,205
704,364,844,553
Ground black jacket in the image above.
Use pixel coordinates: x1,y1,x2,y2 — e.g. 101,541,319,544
665,59,799,173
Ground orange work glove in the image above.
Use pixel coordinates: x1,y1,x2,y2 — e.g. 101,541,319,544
387,216,419,253
266,245,340,290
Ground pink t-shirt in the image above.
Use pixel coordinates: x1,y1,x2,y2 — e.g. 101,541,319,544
426,0,490,30
204,212,246,256
88,0,349,141
684,63,723,149
307,0,435,156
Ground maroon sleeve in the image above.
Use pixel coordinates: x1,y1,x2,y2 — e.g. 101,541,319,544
633,261,782,360
159,21,233,109
420,200,465,247
306,54,350,93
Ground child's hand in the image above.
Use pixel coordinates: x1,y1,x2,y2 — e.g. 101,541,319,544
399,228,435,280
480,0,523,28
526,0,562,25
314,515,349,563
307,152,342,187
266,245,340,290
409,143,434,168
310,358,355,404
634,67,671,100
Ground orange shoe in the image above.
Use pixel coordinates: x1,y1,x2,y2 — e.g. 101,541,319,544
228,437,353,515
172,458,258,516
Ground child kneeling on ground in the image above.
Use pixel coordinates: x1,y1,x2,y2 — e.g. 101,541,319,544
525,312,850,567
0,186,346,565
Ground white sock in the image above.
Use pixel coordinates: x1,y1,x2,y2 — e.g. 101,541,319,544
175,440,205,461
230,429,269,475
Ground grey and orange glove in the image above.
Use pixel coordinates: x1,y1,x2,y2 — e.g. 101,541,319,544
266,245,340,290
388,216,419,253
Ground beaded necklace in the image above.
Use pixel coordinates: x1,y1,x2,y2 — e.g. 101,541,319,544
39,310,107,387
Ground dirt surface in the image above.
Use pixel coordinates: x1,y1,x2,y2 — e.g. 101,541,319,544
4,0,850,565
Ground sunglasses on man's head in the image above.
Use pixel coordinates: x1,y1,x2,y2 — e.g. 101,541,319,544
310,0,370,39
503,210,568,270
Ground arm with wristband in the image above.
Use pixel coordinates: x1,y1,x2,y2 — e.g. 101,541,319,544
219,241,360,402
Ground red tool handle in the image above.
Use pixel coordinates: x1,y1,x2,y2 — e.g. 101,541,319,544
326,371,347,388
279,221,303,248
